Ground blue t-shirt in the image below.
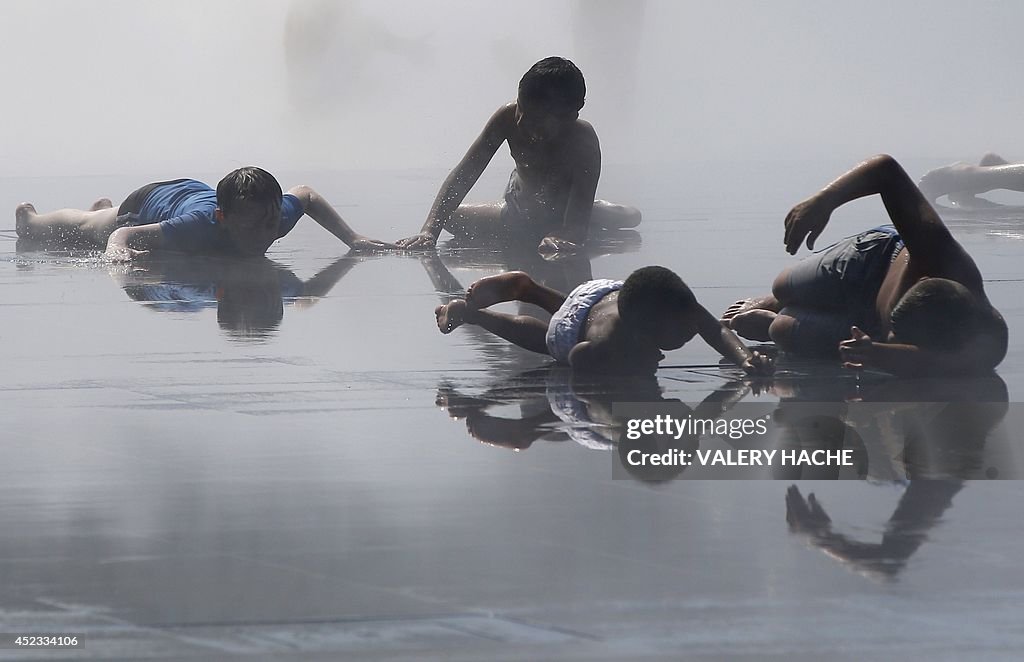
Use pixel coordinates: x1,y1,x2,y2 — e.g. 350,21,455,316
129,179,304,253
123,270,306,312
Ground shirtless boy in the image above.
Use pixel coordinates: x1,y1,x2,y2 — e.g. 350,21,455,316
723,155,1007,376
919,152,1024,208
16,166,394,260
435,266,771,376
396,56,640,254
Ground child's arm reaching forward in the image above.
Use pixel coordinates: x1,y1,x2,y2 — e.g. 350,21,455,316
839,325,1003,377
695,305,773,375
286,186,395,251
396,106,513,249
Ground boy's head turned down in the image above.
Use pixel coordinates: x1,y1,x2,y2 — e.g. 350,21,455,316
890,277,1008,370
516,57,586,138
215,166,284,257
618,266,699,350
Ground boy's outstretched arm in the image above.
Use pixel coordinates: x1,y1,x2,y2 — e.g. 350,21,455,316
300,255,360,298
784,155,982,287
104,224,163,261
695,305,773,375
396,105,513,249
287,186,395,251
840,325,1004,377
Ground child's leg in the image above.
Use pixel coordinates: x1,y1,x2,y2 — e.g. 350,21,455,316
723,256,843,341
444,203,506,240
463,408,557,450
769,305,855,357
464,271,567,313
591,199,642,229
435,300,550,354
16,203,121,244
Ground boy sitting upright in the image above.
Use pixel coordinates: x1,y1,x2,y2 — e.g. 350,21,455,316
435,266,771,376
16,166,394,260
396,56,640,254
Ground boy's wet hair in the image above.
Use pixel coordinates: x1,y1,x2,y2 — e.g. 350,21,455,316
217,281,285,340
216,166,283,215
618,266,697,329
891,278,1007,363
518,56,586,112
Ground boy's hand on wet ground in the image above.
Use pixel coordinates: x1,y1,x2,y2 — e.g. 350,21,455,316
537,235,579,255
839,326,875,369
742,351,774,376
350,236,399,252
784,194,832,254
395,232,438,250
103,246,149,262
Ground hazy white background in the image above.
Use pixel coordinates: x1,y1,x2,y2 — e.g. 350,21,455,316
2,0,1022,178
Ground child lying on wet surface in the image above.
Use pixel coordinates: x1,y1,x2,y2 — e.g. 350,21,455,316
16,166,394,260
435,266,772,375
722,155,1007,376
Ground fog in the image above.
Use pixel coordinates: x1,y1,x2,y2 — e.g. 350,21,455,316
2,0,1023,178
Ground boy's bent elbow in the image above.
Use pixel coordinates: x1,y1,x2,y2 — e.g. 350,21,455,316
869,154,911,181
287,185,316,207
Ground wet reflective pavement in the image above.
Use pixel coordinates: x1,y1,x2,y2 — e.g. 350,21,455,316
1,164,1023,659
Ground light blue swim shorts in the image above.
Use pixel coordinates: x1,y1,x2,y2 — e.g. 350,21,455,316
545,368,616,450
545,278,624,364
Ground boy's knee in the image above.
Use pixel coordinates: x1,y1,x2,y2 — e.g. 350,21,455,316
617,205,642,228
771,268,793,302
593,201,642,229
768,314,798,349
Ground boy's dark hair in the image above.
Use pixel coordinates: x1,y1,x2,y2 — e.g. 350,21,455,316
891,278,1007,363
518,56,586,112
618,266,697,330
216,166,283,215
217,281,284,340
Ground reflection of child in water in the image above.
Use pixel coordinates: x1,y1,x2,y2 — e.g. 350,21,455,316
436,366,759,483
116,255,360,340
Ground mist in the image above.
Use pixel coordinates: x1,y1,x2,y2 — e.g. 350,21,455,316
3,0,1024,179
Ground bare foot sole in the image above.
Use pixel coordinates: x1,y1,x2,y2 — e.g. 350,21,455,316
721,295,779,321
15,203,37,236
727,309,777,341
436,300,469,333
465,271,531,309
90,198,114,211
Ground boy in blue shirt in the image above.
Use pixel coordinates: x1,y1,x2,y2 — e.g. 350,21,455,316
16,166,394,260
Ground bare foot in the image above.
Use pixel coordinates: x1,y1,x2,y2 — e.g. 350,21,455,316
465,271,531,309
435,382,486,419
15,203,36,237
726,309,776,341
721,295,779,321
90,198,114,211
436,299,469,333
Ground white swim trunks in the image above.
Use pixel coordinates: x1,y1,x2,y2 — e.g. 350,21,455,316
545,278,624,364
